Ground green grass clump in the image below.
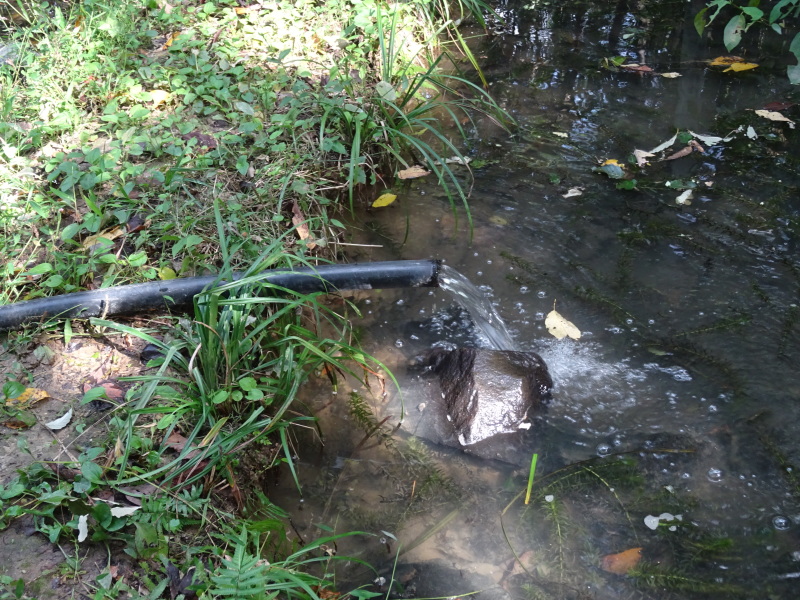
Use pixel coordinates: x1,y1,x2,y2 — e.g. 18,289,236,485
0,0,507,305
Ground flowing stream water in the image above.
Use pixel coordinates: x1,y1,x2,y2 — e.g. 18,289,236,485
273,1,800,598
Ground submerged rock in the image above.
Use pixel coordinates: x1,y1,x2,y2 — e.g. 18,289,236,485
403,347,552,464
426,347,552,445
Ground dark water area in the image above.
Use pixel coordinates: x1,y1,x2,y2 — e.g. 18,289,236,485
276,2,800,598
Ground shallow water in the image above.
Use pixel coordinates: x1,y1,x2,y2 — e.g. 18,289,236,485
277,1,800,598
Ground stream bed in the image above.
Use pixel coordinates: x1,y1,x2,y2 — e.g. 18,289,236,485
273,1,800,598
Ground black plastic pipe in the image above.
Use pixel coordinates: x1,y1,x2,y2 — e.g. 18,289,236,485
0,259,441,331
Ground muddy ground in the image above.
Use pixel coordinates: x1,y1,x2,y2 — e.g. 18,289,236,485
0,325,152,599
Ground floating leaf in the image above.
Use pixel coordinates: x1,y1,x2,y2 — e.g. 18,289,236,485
45,408,73,430
372,193,397,208
676,189,693,206
709,56,745,66
746,125,757,139
649,133,678,153
633,149,655,166
552,131,569,138
397,166,430,179
489,215,508,226
616,179,637,190
601,547,643,575
723,62,758,72
754,109,796,128
660,72,682,78
563,187,584,198
593,159,625,179
664,145,694,161
620,63,653,73
546,309,582,340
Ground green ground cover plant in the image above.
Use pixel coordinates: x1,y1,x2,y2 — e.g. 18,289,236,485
0,0,506,596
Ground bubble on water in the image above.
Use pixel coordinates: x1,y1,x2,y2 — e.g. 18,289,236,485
544,495,554,503
791,550,800,561
394,339,404,348
364,299,371,304
487,260,492,264
535,312,544,320
773,515,791,531
520,286,529,293
537,290,546,298
648,319,655,325
395,298,404,305
476,271,483,276
707,468,723,482
625,318,634,325
596,443,612,456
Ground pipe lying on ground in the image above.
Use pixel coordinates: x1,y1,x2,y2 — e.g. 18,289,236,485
0,259,441,331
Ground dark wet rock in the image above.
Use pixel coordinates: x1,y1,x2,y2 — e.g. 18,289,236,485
403,348,552,465
140,343,165,363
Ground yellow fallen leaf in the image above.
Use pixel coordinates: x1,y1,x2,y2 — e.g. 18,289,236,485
489,215,508,226
545,309,582,340
602,159,622,166
723,62,758,72
372,193,397,208
601,547,643,575
149,90,171,108
709,56,744,66
4,387,50,409
397,166,430,180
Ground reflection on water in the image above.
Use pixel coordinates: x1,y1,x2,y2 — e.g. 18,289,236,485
277,1,800,597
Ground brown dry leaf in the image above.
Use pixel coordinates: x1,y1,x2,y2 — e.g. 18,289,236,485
81,226,125,250
664,145,694,160
164,431,189,452
754,109,796,129
620,64,653,73
291,201,317,250
709,56,745,66
601,547,643,574
4,387,50,409
397,165,431,180
101,382,125,399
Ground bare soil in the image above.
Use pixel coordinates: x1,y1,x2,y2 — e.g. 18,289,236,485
1,327,152,599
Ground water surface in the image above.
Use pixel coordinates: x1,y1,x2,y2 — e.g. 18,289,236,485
278,2,800,598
